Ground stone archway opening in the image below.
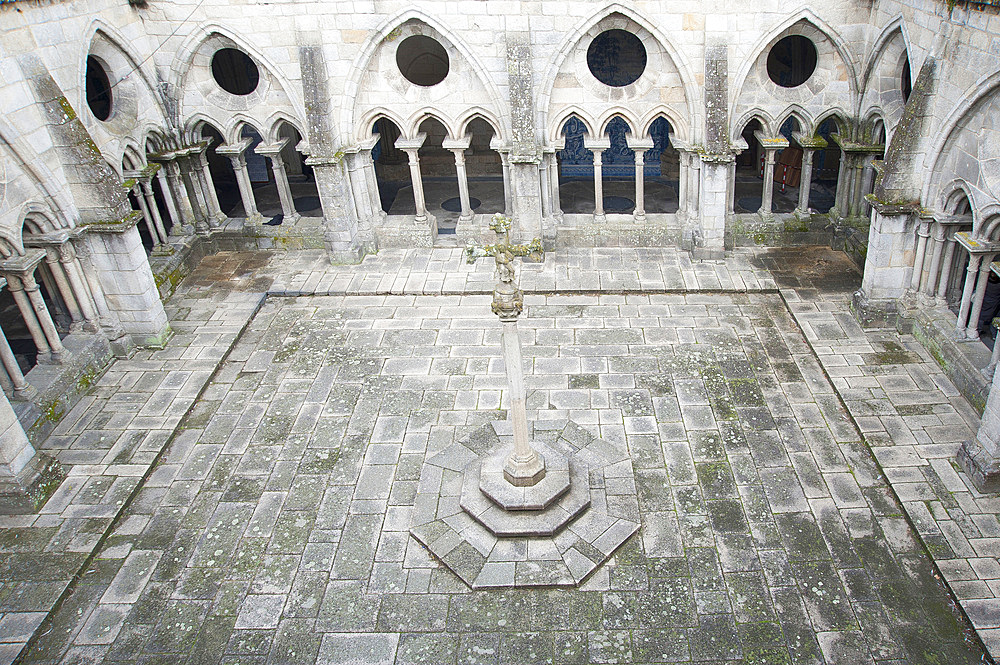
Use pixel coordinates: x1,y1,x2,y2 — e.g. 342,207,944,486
144,137,176,237
772,116,802,214
370,117,408,215
556,116,595,215
237,124,277,223
201,124,241,217
645,116,679,214
276,122,322,217
121,156,156,254
416,117,460,231
462,117,503,217
601,116,636,215
734,119,765,213
812,117,842,214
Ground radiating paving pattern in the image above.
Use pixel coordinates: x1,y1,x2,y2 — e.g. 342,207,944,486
14,283,985,664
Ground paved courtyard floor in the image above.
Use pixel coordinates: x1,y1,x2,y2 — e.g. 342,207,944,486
0,246,997,664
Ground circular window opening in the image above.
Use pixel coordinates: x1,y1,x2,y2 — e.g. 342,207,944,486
211,48,260,96
766,35,818,88
587,29,646,87
85,56,113,121
901,59,912,103
396,36,449,87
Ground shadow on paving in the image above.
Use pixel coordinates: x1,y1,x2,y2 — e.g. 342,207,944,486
750,246,862,295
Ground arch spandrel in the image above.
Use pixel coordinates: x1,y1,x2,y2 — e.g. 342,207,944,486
541,6,693,146
731,12,859,143
925,79,1000,226
348,13,505,145
173,25,303,148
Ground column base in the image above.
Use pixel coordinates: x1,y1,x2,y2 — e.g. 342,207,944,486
757,210,776,223
0,452,65,515
135,324,174,350
633,212,647,224
958,438,1000,493
594,214,607,224
850,289,900,330
12,385,37,401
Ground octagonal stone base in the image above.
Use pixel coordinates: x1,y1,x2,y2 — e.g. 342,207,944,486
479,443,570,511
410,420,640,589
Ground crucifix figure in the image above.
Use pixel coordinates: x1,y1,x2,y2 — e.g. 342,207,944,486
470,213,546,486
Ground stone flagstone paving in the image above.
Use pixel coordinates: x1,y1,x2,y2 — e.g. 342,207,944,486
0,246,996,664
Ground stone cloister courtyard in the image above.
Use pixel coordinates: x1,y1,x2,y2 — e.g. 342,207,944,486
0,245,996,664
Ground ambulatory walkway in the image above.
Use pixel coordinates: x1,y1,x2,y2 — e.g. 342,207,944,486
0,246,996,664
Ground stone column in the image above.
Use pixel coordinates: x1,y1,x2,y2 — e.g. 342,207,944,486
160,158,198,234
694,152,733,260
306,153,364,263
1,253,65,364
508,153,545,245
344,144,379,253
138,169,169,245
0,386,63,514
957,253,983,337
443,137,474,222
57,242,99,332
959,373,1000,491
69,235,129,355
628,138,654,223
396,135,429,224
154,168,182,234
548,155,562,220
360,148,385,225
195,146,226,226
537,160,550,221
583,137,610,224
217,140,265,225
0,314,34,400
82,214,172,348
911,218,931,291
755,133,788,218
257,139,300,224
499,149,513,216
967,254,997,339
127,177,160,249
937,232,959,305
677,149,689,219
177,151,211,235
3,272,53,363
923,220,946,299
791,133,827,216
38,246,84,331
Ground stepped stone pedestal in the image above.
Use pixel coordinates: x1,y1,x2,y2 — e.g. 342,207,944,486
410,420,640,588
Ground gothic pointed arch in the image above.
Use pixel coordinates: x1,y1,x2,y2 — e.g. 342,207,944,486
858,19,911,143
0,120,74,235
731,11,859,141
923,72,1000,237
538,4,696,145
344,11,506,145
172,24,303,147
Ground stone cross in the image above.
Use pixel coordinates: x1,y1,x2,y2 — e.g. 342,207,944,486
469,214,545,486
